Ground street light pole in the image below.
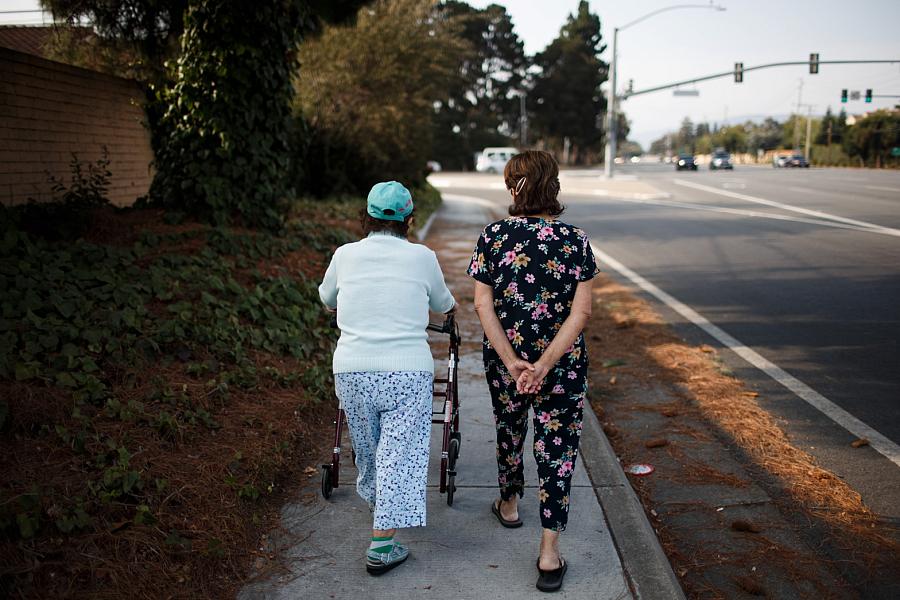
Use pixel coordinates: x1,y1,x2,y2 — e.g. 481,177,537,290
603,3,726,178
603,27,618,177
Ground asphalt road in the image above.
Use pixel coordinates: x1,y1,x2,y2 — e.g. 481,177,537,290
431,165,900,519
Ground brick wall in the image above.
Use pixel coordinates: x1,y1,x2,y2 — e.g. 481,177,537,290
0,47,153,207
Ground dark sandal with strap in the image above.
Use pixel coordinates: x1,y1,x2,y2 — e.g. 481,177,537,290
491,499,523,528
536,557,567,592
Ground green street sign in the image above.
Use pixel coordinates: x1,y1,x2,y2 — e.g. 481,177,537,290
891,147,900,157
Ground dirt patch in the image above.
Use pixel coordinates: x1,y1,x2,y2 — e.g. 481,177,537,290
585,274,900,599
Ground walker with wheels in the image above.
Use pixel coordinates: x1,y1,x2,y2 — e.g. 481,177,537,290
320,314,462,505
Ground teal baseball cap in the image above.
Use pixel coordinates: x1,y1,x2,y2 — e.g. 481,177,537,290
367,181,414,222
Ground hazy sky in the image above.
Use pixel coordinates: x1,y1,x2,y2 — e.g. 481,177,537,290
4,0,899,148
468,0,900,147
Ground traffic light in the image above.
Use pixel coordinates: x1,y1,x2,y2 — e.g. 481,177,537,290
809,53,819,74
865,89,873,103
734,62,743,83
841,89,848,103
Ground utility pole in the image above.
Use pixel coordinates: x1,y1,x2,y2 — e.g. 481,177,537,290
603,26,619,177
797,102,815,159
794,79,804,152
805,105,813,160
602,3,727,178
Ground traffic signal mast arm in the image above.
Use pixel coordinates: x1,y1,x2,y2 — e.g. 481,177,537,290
622,59,900,99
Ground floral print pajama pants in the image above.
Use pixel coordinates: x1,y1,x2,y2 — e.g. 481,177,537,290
335,371,433,530
488,370,585,532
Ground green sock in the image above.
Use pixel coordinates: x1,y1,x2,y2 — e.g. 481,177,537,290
369,535,394,554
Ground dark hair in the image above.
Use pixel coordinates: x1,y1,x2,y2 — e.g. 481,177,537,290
360,208,413,237
504,150,564,217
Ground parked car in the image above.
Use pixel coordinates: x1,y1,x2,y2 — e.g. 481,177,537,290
773,154,809,168
675,154,698,171
709,151,734,170
475,147,518,173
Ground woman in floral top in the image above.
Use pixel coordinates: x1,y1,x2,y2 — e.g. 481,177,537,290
468,150,598,593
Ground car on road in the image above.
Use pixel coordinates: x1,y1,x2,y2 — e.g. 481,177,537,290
675,154,698,171
773,154,809,168
709,151,734,170
475,147,518,173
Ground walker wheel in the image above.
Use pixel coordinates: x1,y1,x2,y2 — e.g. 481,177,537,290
321,465,333,499
446,473,456,506
448,436,460,469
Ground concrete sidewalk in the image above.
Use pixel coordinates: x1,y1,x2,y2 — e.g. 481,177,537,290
239,196,683,600
428,172,670,201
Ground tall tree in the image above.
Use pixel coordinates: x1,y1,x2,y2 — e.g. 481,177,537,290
711,124,748,153
815,107,849,146
529,0,608,164
815,107,836,145
746,117,782,151
431,2,528,170
149,0,369,229
675,117,695,153
41,0,188,83
844,109,900,167
295,0,464,194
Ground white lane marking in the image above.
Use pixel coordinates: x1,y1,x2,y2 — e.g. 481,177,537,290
673,178,900,237
787,186,814,194
865,185,900,193
590,243,900,468
588,189,671,200
581,195,881,234
722,182,746,189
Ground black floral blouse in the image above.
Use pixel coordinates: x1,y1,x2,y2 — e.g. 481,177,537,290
467,217,600,395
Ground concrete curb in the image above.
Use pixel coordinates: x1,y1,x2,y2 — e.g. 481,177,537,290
579,404,687,600
415,209,440,242
426,191,685,600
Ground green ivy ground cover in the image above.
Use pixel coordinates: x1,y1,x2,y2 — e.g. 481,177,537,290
0,201,358,597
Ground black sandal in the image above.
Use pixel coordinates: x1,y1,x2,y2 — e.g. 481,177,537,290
491,499,523,528
536,557,567,592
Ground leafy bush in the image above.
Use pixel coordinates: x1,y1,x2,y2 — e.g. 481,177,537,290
10,147,113,241
47,146,112,208
290,182,442,236
811,144,853,167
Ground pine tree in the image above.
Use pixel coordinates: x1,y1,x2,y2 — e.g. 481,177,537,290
530,1,608,164
431,2,528,170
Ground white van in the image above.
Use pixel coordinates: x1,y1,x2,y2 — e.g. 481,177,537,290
475,147,518,173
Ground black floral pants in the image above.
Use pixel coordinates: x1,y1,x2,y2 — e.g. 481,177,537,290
486,362,586,532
